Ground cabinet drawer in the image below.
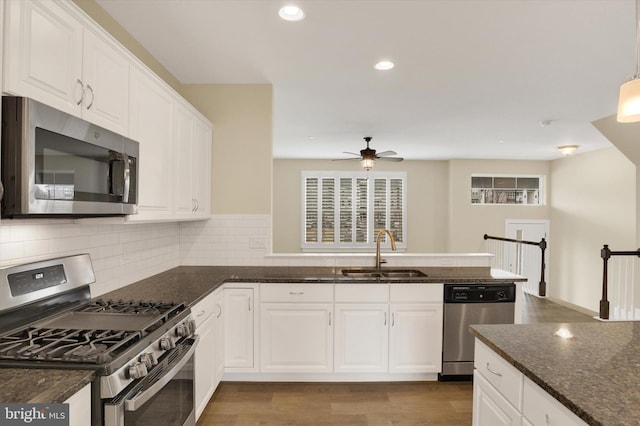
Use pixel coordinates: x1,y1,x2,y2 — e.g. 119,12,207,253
260,283,333,303
523,377,587,426
389,283,443,303
192,290,219,328
335,284,389,302
474,339,523,411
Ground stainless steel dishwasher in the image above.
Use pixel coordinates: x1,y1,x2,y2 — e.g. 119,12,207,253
441,283,516,378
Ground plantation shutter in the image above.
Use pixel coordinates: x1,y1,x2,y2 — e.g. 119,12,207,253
302,172,405,249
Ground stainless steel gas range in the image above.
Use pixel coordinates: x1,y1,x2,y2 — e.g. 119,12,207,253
0,254,198,426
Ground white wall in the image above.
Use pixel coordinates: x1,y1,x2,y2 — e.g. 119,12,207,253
447,159,551,252
549,147,635,311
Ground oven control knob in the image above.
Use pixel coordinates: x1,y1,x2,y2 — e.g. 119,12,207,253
187,319,196,334
159,336,176,350
128,362,148,380
140,352,158,368
175,323,187,337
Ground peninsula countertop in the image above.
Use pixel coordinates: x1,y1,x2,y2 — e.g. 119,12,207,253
470,322,640,426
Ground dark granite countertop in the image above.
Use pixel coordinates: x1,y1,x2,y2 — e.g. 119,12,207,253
99,265,525,307
0,368,95,403
470,322,640,426
0,265,522,404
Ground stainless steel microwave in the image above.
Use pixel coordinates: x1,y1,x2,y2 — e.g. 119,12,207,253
1,97,138,218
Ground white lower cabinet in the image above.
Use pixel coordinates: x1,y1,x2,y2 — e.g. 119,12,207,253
473,339,587,426
522,376,587,426
224,285,257,370
213,289,225,388
259,284,333,373
193,288,221,420
65,383,91,426
473,371,521,426
388,284,443,374
334,284,389,373
260,302,333,373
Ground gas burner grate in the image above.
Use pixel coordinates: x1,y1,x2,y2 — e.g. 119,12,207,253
0,327,142,364
79,299,184,316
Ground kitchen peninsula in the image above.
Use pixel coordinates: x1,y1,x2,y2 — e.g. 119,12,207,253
471,322,640,426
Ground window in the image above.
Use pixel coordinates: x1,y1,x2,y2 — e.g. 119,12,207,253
471,175,543,205
302,171,406,250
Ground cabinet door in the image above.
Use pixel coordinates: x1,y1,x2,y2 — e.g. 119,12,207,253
192,118,212,218
389,303,443,373
213,289,225,388
128,66,174,220
473,371,521,426
334,303,388,373
224,288,255,369
260,303,333,373
173,102,194,217
64,383,91,426
195,313,215,421
4,0,83,115
81,29,129,136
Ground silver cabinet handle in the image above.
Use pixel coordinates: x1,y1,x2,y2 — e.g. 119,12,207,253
289,292,304,295
192,198,196,212
75,79,85,105
216,303,222,318
86,84,95,109
329,311,332,326
485,362,502,377
391,312,395,326
545,413,551,426
196,309,206,318
248,297,251,311
384,312,387,326
195,198,199,212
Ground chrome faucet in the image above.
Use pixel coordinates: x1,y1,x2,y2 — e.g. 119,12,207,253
375,229,397,269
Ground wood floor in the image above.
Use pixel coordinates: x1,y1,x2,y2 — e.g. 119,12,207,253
197,294,595,426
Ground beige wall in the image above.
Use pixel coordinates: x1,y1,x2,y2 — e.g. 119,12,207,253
549,148,635,311
273,159,449,253
181,85,273,215
447,159,551,253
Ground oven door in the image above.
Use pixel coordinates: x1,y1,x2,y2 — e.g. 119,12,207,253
104,336,198,426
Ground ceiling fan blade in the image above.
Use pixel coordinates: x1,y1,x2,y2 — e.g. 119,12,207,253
376,150,397,157
378,157,404,162
342,152,361,156
332,157,360,161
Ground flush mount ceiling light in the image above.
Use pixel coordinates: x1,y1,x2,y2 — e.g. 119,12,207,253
278,5,305,21
557,145,579,156
618,0,640,122
374,60,395,71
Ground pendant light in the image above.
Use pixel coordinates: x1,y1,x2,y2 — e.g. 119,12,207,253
617,0,640,122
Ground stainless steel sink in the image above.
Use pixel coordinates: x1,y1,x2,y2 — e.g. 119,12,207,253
341,269,427,278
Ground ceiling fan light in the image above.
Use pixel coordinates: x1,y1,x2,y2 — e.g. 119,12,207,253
361,158,375,170
617,77,640,122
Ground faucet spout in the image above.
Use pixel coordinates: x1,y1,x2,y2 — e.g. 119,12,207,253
376,229,397,269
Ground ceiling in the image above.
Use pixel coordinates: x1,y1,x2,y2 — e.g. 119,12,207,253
96,0,635,161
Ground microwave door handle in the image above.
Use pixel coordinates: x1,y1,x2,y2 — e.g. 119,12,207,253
122,152,130,203
124,336,199,412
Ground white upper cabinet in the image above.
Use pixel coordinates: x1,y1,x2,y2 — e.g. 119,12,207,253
127,65,174,221
173,101,212,219
3,0,130,136
80,28,130,135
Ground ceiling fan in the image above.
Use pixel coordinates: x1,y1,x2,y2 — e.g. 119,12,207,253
334,137,404,170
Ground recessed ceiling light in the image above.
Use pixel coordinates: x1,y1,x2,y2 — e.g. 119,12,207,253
374,60,395,71
279,5,305,21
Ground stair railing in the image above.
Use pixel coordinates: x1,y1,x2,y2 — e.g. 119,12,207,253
599,245,640,320
484,234,547,297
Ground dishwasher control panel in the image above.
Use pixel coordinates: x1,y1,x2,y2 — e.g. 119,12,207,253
444,283,515,303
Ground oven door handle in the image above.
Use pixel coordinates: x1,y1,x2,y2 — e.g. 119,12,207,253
124,335,199,412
